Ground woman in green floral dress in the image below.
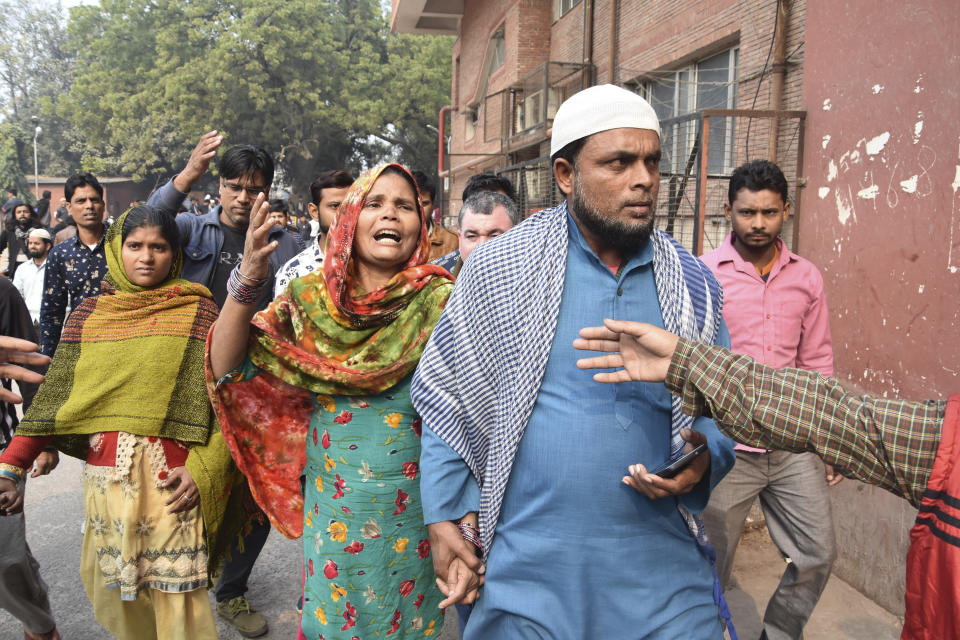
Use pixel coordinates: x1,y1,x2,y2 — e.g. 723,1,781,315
206,164,455,638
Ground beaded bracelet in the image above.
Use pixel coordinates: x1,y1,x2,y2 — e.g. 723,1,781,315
457,521,483,555
227,265,267,305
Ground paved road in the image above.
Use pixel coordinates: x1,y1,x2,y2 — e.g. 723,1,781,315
0,455,458,639
0,454,899,639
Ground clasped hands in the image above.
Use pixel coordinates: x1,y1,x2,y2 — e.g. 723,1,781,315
426,519,485,609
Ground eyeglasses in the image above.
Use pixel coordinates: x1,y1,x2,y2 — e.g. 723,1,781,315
222,182,268,197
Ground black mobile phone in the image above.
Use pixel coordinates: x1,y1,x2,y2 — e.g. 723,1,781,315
650,444,708,479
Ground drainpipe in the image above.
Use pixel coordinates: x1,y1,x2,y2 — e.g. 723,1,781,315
767,0,789,162
608,0,619,84
437,104,457,178
582,0,594,85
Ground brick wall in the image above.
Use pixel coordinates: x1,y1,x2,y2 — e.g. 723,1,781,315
444,0,807,229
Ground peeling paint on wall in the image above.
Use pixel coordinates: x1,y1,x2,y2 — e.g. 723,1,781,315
827,159,838,182
866,132,891,155
819,186,830,199
913,112,924,144
836,188,854,225
857,184,879,199
900,175,918,193
822,98,832,111
822,134,831,149
872,84,884,94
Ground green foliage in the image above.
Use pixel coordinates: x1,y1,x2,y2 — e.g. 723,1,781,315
0,0,84,177
0,122,34,203
54,0,452,197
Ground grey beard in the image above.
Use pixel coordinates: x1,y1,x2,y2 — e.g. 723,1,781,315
572,176,655,255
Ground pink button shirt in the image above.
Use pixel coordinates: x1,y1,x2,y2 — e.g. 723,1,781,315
700,234,833,451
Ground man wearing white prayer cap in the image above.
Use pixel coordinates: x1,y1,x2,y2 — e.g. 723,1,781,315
413,84,736,638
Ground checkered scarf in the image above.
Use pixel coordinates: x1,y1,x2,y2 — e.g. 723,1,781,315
412,201,735,631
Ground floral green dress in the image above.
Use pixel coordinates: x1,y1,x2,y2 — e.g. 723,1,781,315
300,374,444,639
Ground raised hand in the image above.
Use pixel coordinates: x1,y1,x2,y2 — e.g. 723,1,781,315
0,336,49,404
573,319,680,383
238,193,279,281
173,130,223,193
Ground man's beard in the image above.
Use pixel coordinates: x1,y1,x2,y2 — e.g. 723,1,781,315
15,218,31,230
27,248,46,260
572,173,656,255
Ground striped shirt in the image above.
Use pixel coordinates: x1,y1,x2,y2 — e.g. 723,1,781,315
666,338,946,508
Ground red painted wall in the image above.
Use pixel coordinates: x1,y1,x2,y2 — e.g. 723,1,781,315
802,0,960,400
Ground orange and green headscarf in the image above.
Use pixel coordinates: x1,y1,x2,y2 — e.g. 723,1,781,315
246,163,454,396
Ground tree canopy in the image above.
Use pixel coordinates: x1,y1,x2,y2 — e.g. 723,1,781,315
0,0,453,199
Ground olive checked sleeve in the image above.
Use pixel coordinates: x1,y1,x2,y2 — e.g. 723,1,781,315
665,338,946,508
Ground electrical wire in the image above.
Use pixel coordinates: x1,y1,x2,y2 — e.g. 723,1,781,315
744,0,780,157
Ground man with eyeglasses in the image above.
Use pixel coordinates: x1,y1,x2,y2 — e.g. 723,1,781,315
148,131,301,312
147,131,300,638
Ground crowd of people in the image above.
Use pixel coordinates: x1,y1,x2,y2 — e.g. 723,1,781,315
0,83,954,640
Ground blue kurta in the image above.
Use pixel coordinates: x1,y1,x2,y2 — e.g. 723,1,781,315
420,213,735,639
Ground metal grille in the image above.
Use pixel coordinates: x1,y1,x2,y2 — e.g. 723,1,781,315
656,108,806,255
496,155,562,218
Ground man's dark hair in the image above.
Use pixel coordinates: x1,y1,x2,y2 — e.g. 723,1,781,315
217,145,274,187
268,198,288,214
550,138,587,170
64,173,104,202
122,205,182,255
6,187,15,196
728,159,789,205
410,170,436,201
309,170,354,205
458,191,521,228
462,173,517,203
41,190,51,199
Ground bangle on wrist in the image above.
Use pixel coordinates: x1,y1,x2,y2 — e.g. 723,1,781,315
0,464,25,482
457,521,483,555
236,265,268,285
227,265,267,305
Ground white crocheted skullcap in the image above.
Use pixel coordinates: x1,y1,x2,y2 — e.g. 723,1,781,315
28,228,51,241
550,84,661,157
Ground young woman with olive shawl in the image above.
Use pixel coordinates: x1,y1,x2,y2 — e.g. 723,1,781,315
0,206,245,639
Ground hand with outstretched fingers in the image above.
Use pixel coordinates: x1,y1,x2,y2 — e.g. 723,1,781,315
173,130,223,193
574,319,679,384
0,336,49,404
31,450,59,477
238,193,279,282
0,477,23,515
162,466,201,515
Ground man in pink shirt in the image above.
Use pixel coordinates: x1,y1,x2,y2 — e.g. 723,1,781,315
699,160,839,640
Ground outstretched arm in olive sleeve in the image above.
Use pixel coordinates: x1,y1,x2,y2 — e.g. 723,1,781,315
574,319,944,508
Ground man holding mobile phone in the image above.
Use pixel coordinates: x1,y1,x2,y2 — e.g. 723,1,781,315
698,160,837,640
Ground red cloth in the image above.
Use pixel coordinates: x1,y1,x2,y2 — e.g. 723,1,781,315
0,434,54,470
0,432,188,471
904,394,960,639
